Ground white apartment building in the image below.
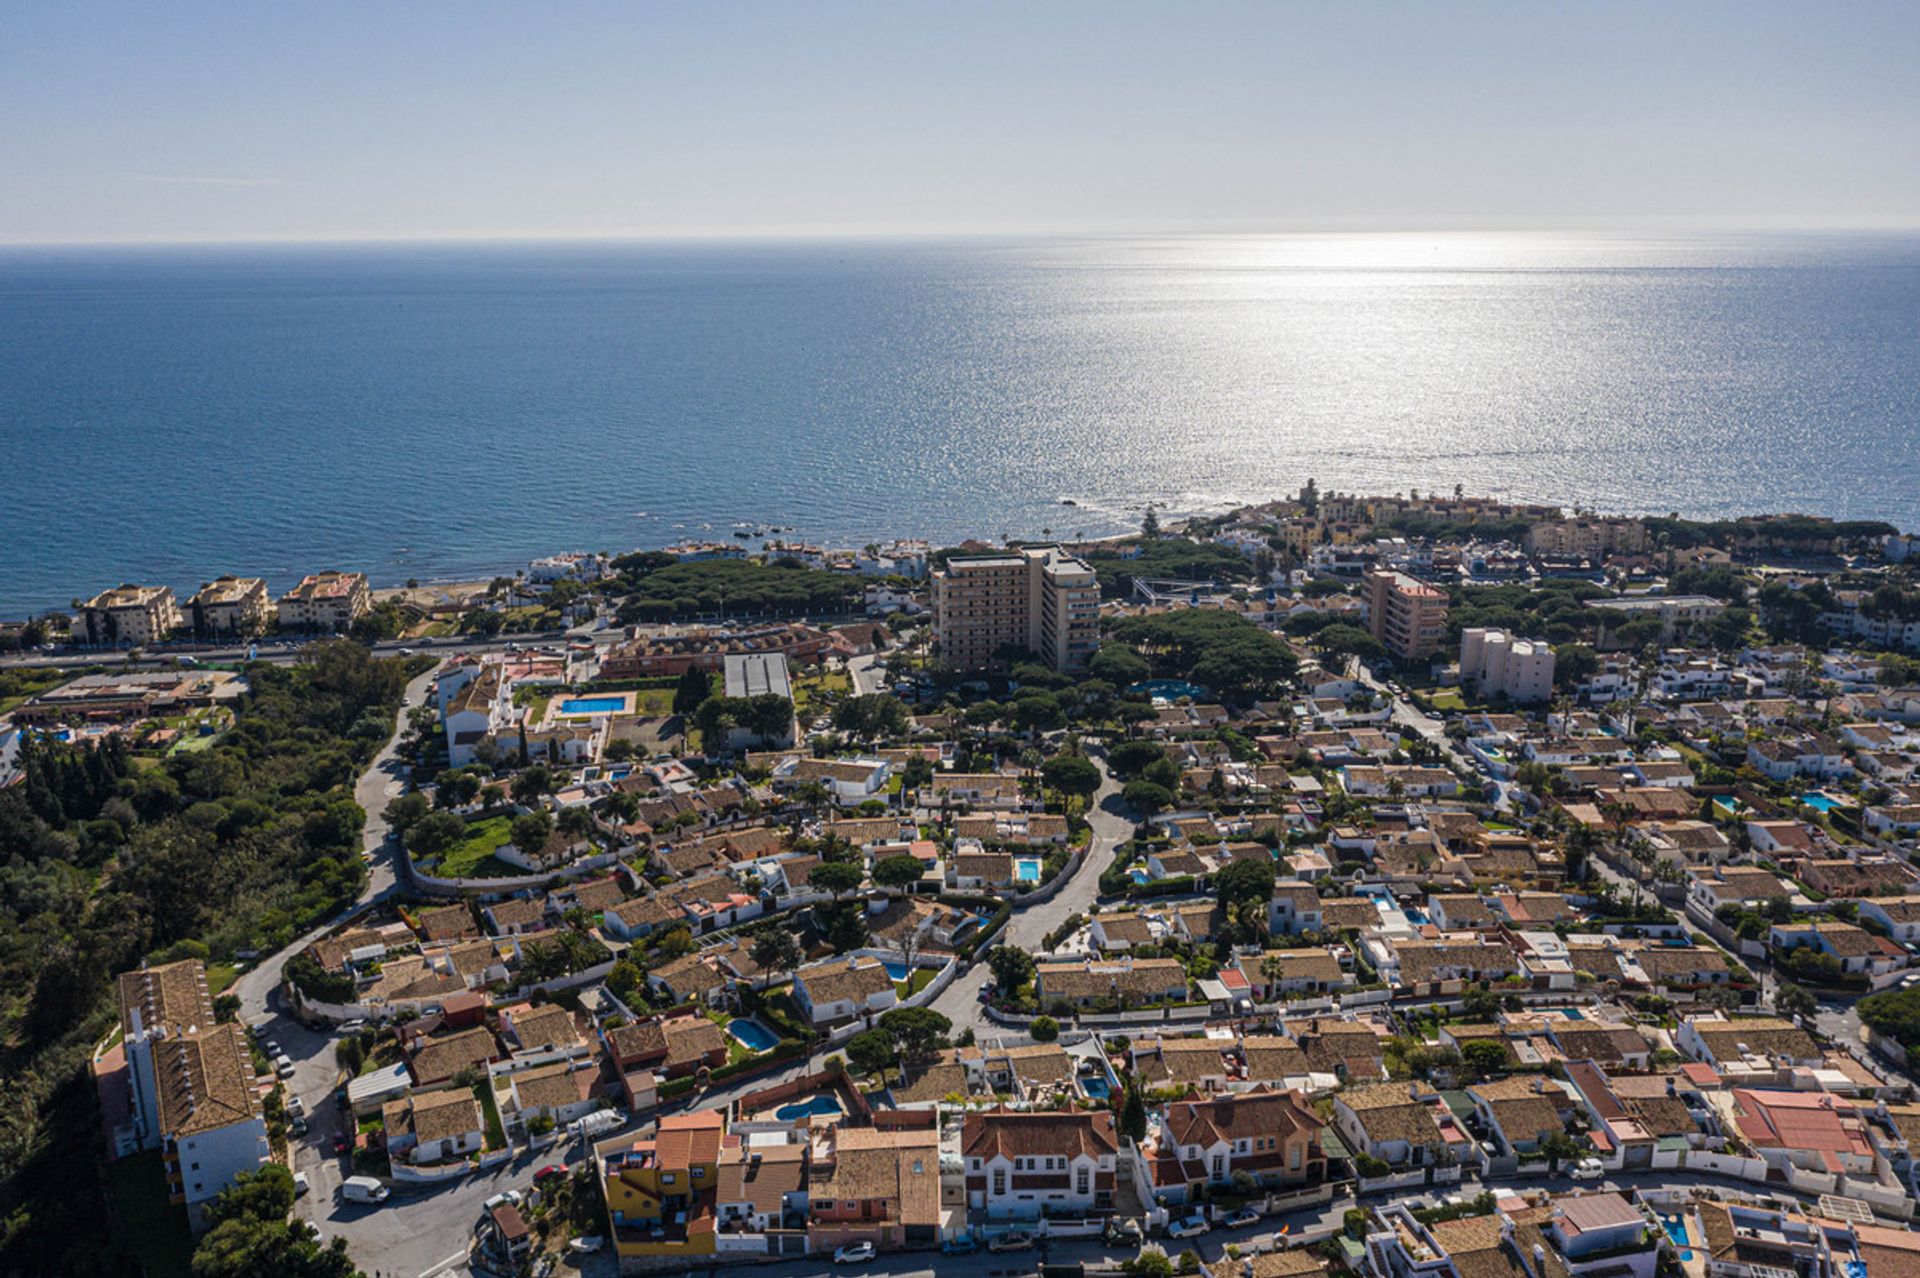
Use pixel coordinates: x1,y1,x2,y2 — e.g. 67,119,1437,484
78,584,182,647
1459,628,1556,703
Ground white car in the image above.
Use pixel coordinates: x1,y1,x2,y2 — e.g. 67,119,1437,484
1168,1214,1210,1239
285,1096,305,1118
292,1172,311,1198
273,1055,296,1078
833,1242,875,1264
1569,1158,1605,1181
567,1236,605,1254
484,1189,525,1211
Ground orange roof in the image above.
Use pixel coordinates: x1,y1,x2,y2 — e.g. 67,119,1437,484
655,1108,725,1169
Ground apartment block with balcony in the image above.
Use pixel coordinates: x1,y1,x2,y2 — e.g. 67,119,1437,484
1365,570,1448,663
78,583,182,647
276,570,371,632
187,575,272,638
1459,628,1556,703
931,545,1099,673
113,960,270,1232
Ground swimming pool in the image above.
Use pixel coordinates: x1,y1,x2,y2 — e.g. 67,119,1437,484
1800,793,1838,812
727,1019,781,1052
775,1094,844,1121
559,696,626,715
882,960,911,980
1014,858,1043,884
1129,869,1150,885
1403,908,1430,924
1127,679,1209,704
1661,1214,1693,1262
1081,1073,1113,1100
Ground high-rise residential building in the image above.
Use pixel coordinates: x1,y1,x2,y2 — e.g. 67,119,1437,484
77,583,182,647
276,570,371,632
1366,569,1449,662
932,546,1100,673
1460,628,1556,703
113,960,270,1231
187,575,272,638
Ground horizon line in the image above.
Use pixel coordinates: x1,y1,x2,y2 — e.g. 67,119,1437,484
4,212,1920,250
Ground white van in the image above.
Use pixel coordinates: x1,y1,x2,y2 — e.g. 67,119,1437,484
340,1176,389,1204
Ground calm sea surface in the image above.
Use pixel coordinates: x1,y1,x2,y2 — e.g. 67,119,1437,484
3,232,1919,616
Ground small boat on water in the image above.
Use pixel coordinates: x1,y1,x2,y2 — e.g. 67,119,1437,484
1060,498,1077,506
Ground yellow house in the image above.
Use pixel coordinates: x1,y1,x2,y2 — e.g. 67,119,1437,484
603,1108,724,1257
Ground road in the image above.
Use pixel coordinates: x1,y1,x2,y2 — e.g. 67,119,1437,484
1,630,572,672
931,751,1132,1039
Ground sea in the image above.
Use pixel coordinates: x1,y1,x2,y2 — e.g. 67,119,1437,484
3,230,1919,617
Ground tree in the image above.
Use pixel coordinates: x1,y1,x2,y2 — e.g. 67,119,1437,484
193,1164,364,1278
1120,1080,1148,1142
673,666,712,714
1459,1039,1509,1079
1215,856,1276,914
1775,980,1817,1019
1041,753,1102,806
814,900,869,951
510,810,553,859
846,1028,896,1076
510,765,553,805
405,809,466,858
987,946,1036,994
1088,643,1151,686
810,861,865,899
1122,780,1174,816
1141,506,1161,539
872,854,925,892
1108,739,1167,779
832,694,910,741
749,928,802,978
878,1006,952,1062
655,926,695,958
384,791,430,835
1029,1015,1060,1042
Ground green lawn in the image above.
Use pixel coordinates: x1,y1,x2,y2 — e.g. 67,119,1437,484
475,1082,506,1151
1425,690,1467,712
431,815,520,878
893,968,936,999
206,962,239,996
103,1152,194,1278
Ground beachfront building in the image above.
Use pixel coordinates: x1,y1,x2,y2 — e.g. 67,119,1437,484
1524,518,1648,559
77,583,182,647
186,576,272,638
1365,569,1448,662
111,960,270,1231
931,545,1099,673
276,570,371,631
1459,628,1556,703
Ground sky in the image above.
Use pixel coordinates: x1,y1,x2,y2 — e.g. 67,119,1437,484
3,1,1918,243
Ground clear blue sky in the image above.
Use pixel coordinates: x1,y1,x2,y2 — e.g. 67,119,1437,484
3,1,1917,243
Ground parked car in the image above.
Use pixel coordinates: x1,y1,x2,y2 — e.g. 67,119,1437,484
285,1096,305,1118
567,1237,605,1255
1570,1158,1605,1181
289,1117,309,1137
833,1242,876,1264
340,1176,389,1205
292,1172,310,1198
988,1231,1035,1253
941,1234,978,1255
484,1190,524,1211
533,1165,568,1185
1168,1215,1210,1239
1104,1220,1144,1246
1223,1207,1261,1230
273,1055,296,1079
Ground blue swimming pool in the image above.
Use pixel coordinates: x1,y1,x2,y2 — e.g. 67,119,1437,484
1015,858,1043,884
726,1019,781,1052
882,960,911,980
1403,908,1430,924
1129,869,1149,885
1127,679,1209,703
775,1095,844,1121
1661,1215,1693,1261
1800,793,1838,812
559,696,626,715
1081,1073,1112,1100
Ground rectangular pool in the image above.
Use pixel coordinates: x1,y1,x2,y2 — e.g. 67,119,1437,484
1081,1073,1113,1100
1014,857,1043,884
726,1019,782,1052
559,696,626,715
1799,793,1838,812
